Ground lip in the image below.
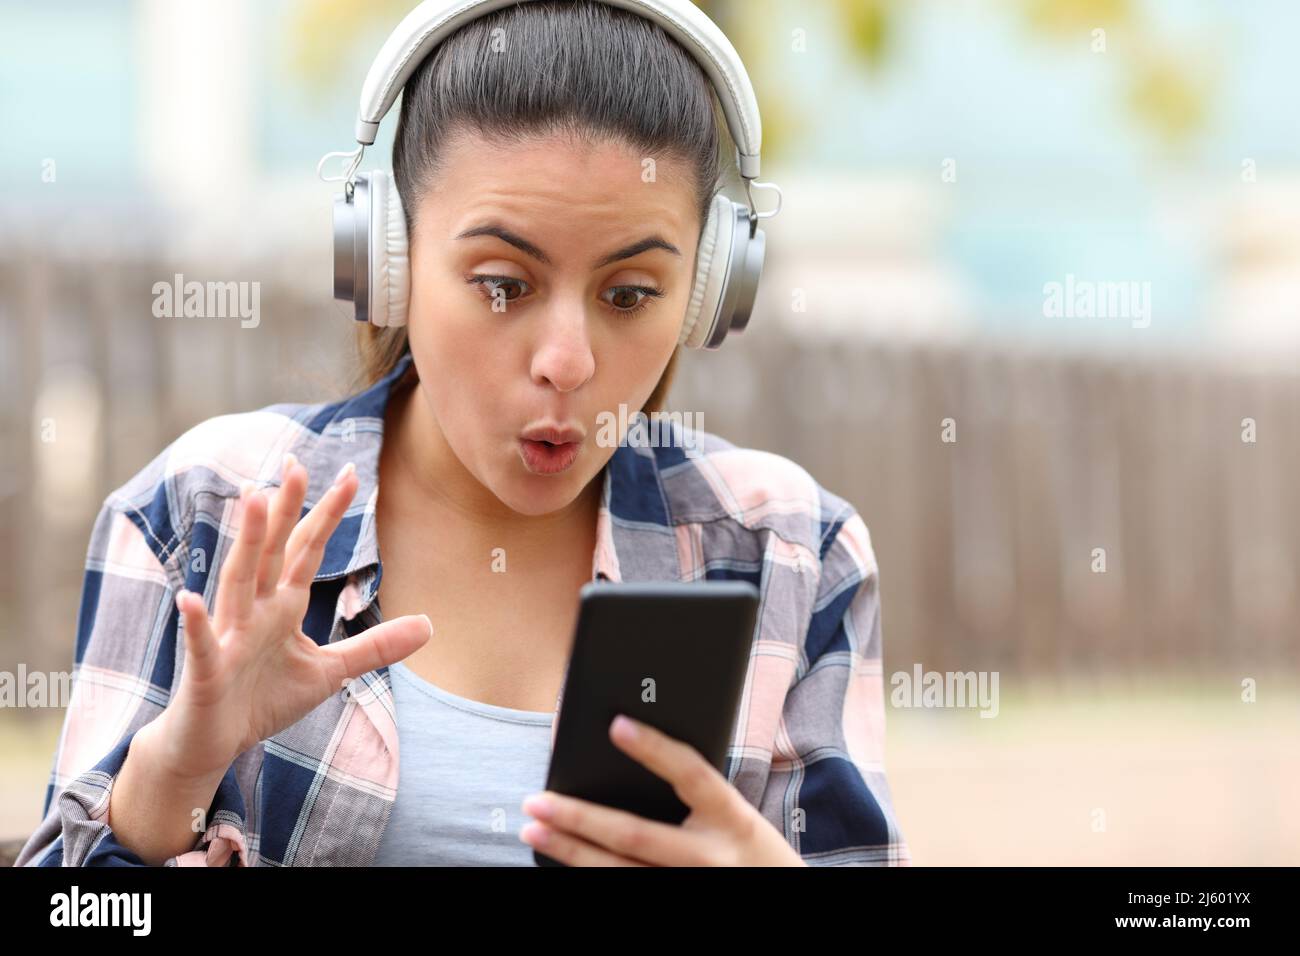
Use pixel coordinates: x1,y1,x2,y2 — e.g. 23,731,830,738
520,424,586,444
518,437,582,476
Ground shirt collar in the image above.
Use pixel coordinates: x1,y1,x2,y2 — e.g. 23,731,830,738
305,349,684,590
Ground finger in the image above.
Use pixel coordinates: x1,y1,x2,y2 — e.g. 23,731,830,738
521,790,705,866
255,452,307,597
176,588,219,678
609,715,733,816
519,822,648,867
213,482,268,633
317,613,433,682
279,462,357,591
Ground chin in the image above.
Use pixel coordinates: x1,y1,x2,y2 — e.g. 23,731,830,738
501,479,581,517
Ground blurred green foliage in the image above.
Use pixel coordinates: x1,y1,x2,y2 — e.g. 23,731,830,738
287,0,1212,160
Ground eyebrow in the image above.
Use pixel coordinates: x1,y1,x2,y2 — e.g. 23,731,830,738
455,222,682,269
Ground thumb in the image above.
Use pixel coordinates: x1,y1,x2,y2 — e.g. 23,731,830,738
317,613,433,681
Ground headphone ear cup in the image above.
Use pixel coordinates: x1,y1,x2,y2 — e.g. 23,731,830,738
680,193,736,349
367,170,410,328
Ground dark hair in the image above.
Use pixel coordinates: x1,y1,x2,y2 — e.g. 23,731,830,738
353,0,730,411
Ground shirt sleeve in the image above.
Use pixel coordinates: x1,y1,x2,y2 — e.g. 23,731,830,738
14,496,250,868
778,509,911,865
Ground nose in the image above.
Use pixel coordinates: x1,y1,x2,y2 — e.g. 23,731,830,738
529,304,595,393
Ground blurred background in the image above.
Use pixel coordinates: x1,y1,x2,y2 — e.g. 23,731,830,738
1,0,1297,865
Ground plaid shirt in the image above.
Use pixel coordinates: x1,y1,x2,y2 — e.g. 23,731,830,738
16,349,910,867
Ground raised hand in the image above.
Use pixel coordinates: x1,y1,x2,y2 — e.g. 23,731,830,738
151,452,431,783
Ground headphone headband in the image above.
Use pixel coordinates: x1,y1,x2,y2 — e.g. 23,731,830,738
323,0,780,343
353,0,764,179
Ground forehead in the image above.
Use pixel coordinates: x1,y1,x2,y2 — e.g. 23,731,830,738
422,127,698,236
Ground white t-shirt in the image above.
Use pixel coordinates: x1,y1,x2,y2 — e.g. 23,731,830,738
371,660,555,866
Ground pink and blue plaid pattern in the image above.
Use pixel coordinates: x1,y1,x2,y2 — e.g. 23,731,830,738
16,349,910,866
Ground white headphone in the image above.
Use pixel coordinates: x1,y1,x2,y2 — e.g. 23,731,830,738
317,0,782,349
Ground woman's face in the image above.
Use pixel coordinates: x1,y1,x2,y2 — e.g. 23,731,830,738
402,129,701,518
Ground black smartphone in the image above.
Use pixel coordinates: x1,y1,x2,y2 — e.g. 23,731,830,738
533,579,760,866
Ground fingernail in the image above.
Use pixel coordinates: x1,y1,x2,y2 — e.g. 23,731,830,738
522,793,554,820
612,715,638,741
420,614,433,639
520,822,549,847
282,451,297,477
333,461,355,486
239,479,255,500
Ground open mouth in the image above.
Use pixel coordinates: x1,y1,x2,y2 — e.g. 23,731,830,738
518,437,581,475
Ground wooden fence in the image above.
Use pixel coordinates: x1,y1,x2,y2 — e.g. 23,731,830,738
2,237,1296,689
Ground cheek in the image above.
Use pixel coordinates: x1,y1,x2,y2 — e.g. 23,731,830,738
600,331,675,406
408,306,511,448
424,341,504,423
409,267,506,390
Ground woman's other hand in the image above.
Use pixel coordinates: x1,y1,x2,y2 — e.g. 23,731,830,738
518,715,807,866
152,452,433,784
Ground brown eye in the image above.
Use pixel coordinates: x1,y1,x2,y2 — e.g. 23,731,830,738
602,285,666,316
467,275,530,304
610,288,640,310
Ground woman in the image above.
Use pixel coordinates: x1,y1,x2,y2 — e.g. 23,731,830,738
17,0,909,867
